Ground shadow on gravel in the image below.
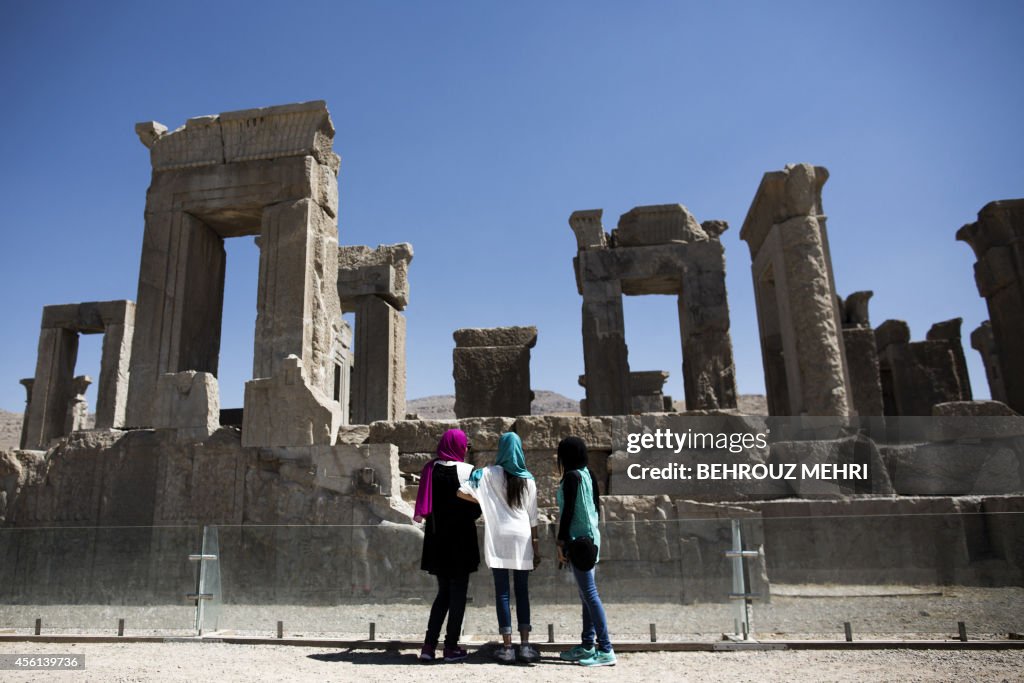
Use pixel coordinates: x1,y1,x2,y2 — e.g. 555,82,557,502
307,645,571,667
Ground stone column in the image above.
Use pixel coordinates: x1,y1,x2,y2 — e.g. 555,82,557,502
352,295,406,423
23,326,79,449
740,163,852,416
580,280,631,416
127,211,225,427
18,378,33,450
678,233,738,410
64,375,92,434
956,199,1024,413
338,243,413,424
839,291,884,416
970,321,1007,403
926,318,972,401
95,301,135,429
453,327,537,418
630,371,670,413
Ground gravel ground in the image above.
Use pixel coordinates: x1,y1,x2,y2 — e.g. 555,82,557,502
0,642,1022,682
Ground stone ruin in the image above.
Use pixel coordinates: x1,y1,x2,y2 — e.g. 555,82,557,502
452,326,536,418
569,204,738,416
2,102,1023,610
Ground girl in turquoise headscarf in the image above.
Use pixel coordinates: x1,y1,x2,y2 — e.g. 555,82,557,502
459,432,541,664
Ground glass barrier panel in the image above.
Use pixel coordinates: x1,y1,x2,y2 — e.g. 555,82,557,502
0,526,202,636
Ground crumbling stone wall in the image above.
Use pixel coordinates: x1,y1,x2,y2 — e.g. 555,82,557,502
876,319,970,416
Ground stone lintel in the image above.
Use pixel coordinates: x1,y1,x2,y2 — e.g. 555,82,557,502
614,204,707,247
41,300,135,332
141,100,336,172
453,326,538,349
338,243,413,310
630,370,670,394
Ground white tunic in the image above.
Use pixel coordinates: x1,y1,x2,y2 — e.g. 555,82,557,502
461,465,538,570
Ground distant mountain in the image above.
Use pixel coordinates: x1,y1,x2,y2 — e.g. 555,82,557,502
405,390,581,420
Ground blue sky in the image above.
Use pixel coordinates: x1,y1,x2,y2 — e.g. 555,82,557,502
1,1,1021,412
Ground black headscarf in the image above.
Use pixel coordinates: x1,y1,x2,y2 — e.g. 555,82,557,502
557,436,600,511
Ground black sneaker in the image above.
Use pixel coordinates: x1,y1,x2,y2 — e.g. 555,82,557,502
517,643,540,663
493,646,516,664
443,645,468,662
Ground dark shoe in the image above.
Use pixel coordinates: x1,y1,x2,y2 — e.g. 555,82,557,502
443,645,468,662
517,643,540,663
493,646,516,664
418,643,436,663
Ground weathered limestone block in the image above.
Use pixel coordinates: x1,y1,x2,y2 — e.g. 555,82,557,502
366,417,515,453
336,423,370,445
613,204,707,247
23,327,78,449
579,279,631,415
882,440,1023,495
452,327,537,348
337,243,413,310
971,321,1008,403
139,100,336,172
242,355,341,447
154,371,220,442
767,435,893,496
511,415,613,450
740,163,851,417
453,327,536,418
957,199,1024,414
314,443,402,498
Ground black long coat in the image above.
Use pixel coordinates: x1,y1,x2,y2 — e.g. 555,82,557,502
420,464,481,576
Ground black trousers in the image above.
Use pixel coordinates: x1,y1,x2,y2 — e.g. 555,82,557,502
426,573,470,647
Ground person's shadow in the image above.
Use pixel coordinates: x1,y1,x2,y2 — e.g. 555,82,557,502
307,643,564,666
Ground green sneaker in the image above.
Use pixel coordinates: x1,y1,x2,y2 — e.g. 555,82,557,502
578,649,616,667
559,645,595,662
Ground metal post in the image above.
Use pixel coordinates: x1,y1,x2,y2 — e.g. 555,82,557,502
277,621,284,639
118,619,125,637
187,526,219,636
369,622,376,640
547,624,554,643
844,622,853,642
34,618,41,636
726,519,758,640
650,623,657,643
958,621,968,642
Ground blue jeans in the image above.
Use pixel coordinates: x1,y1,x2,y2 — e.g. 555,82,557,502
492,568,531,635
571,564,612,652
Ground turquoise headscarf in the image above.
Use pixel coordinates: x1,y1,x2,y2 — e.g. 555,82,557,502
468,432,534,487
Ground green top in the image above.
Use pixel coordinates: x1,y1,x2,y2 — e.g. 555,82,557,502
557,468,601,563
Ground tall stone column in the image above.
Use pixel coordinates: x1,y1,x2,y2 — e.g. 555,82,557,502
678,233,737,410
580,279,631,416
740,163,852,416
18,378,33,450
64,375,92,434
957,199,1024,413
970,321,1007,403
926,318,972,401
23,326,79,449
95,302,135,429
338,243,413,424
127,211,225,427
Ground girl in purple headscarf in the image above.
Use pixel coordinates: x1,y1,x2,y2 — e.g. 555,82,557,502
416,429,480,663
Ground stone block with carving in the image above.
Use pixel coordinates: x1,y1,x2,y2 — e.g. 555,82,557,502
154,371,220,443
242,355,341,447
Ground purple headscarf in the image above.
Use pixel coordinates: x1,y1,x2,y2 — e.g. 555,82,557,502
413,429,468,522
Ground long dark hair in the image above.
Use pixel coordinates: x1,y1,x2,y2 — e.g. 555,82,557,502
556,436,600,511
505,470,527,510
